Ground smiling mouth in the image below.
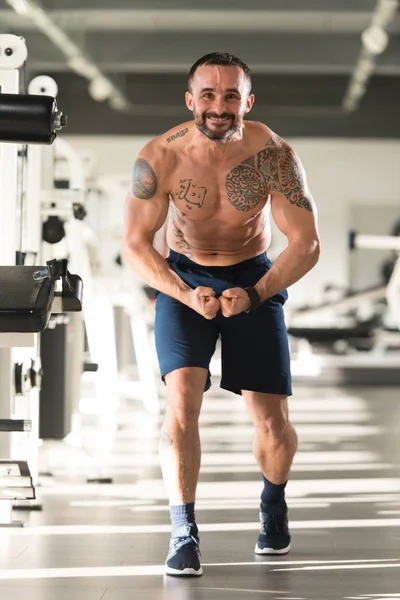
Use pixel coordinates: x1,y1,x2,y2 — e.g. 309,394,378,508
206,116,232,124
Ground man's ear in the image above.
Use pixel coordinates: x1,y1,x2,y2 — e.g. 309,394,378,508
185,91,194,111
245,94,255,113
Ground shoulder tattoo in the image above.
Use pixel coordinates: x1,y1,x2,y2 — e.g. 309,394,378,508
225,134,313,212
166,128,189,143
277,144,313,212
132,158,157,200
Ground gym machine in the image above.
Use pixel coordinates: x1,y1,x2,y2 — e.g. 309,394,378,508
349,230,400,343
0,34,82,524
287,228,400,385
18,79,120,483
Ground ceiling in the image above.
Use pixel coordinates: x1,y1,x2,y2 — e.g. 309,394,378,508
0,0,399,137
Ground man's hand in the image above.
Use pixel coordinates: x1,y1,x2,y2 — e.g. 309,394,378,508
219,287,251,317
187,286,221,320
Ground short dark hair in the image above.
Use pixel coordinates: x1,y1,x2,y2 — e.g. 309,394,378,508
188,52,252,93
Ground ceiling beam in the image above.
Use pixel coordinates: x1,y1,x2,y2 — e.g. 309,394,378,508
1,9,399,33
36,0,379,11
9,31,368,73
25,60,400,77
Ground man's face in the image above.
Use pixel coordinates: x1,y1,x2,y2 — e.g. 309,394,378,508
186,65,254,142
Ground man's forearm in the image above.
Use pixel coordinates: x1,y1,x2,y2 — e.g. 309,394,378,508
124,242,191,303
254,240,320,302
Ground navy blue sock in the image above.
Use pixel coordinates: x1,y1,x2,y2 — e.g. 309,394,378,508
169,503,198,538
260,475,287,512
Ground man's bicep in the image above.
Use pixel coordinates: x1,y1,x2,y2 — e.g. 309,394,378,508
276,144,315,213
131,157,158,200
271,147,319,242
124,156,169,244
271,192,319,242
124,192,169,241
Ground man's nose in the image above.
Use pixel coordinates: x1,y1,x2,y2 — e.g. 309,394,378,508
212,96,227,114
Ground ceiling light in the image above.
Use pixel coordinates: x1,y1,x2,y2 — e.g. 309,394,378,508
88,77,113,102
361,25,389,55
6,0,132,112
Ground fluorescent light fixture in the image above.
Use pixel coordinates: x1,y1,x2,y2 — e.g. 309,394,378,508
5,0,131,111
349,81,367,97
355,58,376,79
109,95,130,111
342,0,399,112
373,0,399,23
67,56,99,79
7,0,29,15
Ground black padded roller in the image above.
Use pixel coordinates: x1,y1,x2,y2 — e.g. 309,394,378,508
0,93,66,144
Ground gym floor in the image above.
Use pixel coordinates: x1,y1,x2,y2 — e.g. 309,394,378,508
0,381,399,600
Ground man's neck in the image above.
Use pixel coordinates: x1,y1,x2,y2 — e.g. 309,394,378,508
189,124,245,159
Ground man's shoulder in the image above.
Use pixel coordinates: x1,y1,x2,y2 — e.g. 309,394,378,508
139,121,193,160
163,121,193,145
246,121,288,148
148,121,193,151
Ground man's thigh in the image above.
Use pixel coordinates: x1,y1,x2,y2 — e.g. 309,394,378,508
154,292,219,391
218,300,292,397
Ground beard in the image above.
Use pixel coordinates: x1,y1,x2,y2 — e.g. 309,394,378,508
194,110,242,142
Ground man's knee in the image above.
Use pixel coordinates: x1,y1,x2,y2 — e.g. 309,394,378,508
244,392,292,439
164,367,207,425
257,412,291,441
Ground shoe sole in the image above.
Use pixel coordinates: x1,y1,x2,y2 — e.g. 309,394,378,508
165,565,203,577
254,542,291,555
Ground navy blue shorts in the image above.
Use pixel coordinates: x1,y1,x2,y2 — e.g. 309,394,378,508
154,250,292,397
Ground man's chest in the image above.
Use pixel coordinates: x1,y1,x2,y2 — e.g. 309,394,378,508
169,154,272,217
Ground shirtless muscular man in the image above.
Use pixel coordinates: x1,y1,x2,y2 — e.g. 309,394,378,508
123,52,320,577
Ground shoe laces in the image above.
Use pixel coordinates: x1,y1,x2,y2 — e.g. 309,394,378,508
260,512,286,535
172,535,201,555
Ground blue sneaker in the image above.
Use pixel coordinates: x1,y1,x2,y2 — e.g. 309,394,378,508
255,504,291,555
165,524,203,576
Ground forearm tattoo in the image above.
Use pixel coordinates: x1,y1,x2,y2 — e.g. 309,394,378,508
132,158,157,199
225,134,313,212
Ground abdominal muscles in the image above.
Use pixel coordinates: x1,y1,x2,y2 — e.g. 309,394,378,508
166,204,271,266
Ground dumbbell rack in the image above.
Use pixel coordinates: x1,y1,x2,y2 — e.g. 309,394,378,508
0,419,35,526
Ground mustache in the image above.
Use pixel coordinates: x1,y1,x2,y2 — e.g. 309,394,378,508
204,112,234,119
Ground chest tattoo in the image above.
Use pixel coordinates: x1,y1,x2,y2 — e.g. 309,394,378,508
225,135,313,212
176,179,207,210
225,162,268,212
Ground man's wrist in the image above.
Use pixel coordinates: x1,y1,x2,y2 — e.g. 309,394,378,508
244,286,263,313
177,285,193,305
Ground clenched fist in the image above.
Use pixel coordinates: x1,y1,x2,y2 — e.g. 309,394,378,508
187,286,221,320
219,287,251,317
